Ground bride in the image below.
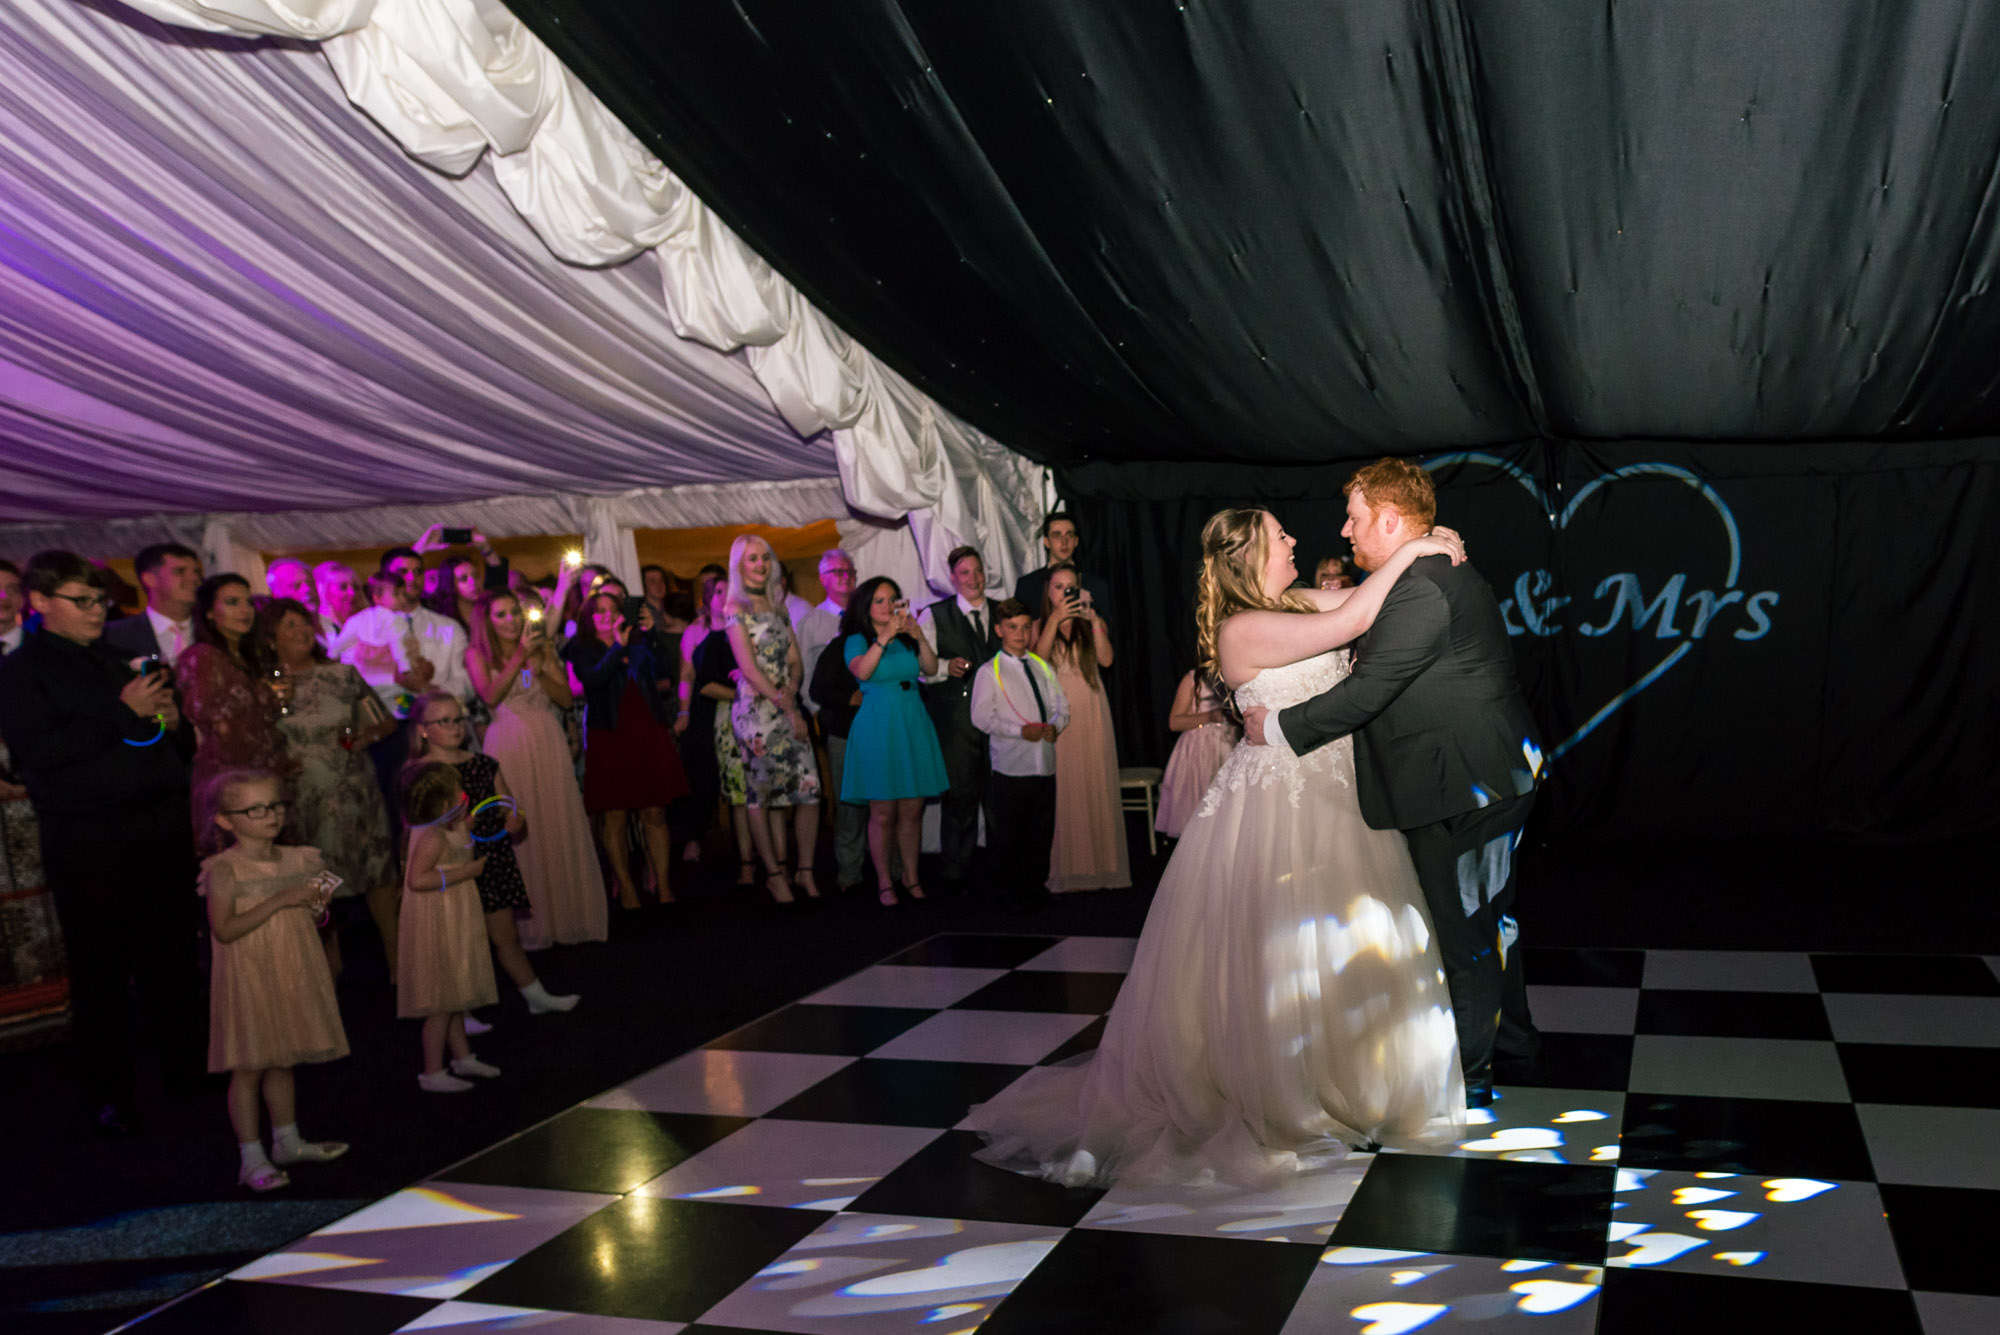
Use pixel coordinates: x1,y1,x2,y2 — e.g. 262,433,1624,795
968,508,1467,1188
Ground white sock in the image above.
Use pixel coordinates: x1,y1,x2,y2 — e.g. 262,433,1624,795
272,1123,304,1155
239,1139,271,1174
520,979,550,1003
521,979,579,1012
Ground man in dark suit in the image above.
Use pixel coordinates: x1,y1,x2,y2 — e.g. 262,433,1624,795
1243,460,1545,1106
0,559,24,658
1013,513,1113,626
0,551,204,1136
102,542,203,670
917,545,1003,891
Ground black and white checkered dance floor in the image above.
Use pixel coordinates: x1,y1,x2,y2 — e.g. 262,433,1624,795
125,935,2000,1334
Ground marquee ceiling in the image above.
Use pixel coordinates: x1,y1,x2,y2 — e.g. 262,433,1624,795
508,0,2000,467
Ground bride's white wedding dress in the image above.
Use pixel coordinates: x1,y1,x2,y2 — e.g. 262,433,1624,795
968,649,1465,1188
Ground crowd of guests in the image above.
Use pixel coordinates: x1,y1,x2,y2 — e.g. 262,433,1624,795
0,511,1155,1187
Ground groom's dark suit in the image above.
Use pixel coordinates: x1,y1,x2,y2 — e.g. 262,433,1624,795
1275,555,1543,1097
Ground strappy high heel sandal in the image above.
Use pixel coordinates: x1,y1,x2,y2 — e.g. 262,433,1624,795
766,869,797,907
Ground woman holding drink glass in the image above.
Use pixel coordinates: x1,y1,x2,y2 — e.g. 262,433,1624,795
261,597,399,977
840,577,948,907
178,575,293,840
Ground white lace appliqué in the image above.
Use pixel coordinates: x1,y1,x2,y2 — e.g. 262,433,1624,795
1196,650,1355,818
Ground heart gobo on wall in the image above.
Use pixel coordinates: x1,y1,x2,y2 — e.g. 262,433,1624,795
1060,441,2000,842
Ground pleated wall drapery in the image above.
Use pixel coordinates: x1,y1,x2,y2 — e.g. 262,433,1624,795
101,0,1042,596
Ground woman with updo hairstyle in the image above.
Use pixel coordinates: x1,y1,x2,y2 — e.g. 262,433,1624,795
1034,562,1126,892
968,506,1470,1190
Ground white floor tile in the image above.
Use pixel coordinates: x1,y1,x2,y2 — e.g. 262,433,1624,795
1525,985,1639,1035
636,1120,943,1210
1606,1170,1903,1287
803,965,1009,1009
1017,936,1140,974
1080,1158,1371,1244
585,1050,853,1117
1641,951,1819,993
1823,994,2000,1047
1856,1104,2000,1189
699,1212,1064,1334
866,1008,1098,1065
1916,1291,2000,1335
1627,1036,1850,1102
398,1302,685,1331
1283,1249,1600,1334
1456,1087,1624,1166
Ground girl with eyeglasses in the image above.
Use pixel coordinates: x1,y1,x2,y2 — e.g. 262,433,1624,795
408,690,577,1016
196,767,349,1191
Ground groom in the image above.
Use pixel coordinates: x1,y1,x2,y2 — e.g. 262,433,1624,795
1243,458,1545,1106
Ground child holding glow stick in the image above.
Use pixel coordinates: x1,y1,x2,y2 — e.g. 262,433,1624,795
407,690,577,1014
396,761,500,1093
197,767,350,1191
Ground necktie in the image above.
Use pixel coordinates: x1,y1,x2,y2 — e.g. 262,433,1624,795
1019,655,1047,722
970,608,984,644
166,621,187,661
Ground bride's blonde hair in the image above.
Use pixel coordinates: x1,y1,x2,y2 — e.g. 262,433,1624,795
1194,508,1316,686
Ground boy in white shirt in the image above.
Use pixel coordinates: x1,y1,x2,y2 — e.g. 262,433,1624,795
969,599,1069,906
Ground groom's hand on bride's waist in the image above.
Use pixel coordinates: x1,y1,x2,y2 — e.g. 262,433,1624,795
1242,706,1270,746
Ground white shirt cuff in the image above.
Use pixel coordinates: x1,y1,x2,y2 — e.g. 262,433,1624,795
1265,708,1298,757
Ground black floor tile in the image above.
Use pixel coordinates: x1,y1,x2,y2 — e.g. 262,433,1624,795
1524,946,1646,988
765,1057,1032,1127
1499,1030,1634,1091
438,1107,751,1194
849,1129,1105,1227
1039,1015,1106,1065
124,1280,436,1334
1881,1184,2000,1296
953,969,1125,1014
1328,1153,1616,1263
879,934,1062,968
1618,1092,1876,1180
1837,1043,2000,1108
1597,1266,1921,1333
980,1227,1321,1335
1635,989,1832,1040
461,1195,823,1323
704,1003,935,1056
1811,954,2000,996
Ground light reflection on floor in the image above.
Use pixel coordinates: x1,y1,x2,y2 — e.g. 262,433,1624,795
1280,1248,1602,1334
1603,1169,1906,1287
697,1212,1063,1333
1077,1157,1373,1244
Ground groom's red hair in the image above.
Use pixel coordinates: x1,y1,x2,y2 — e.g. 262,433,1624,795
1345,458,1436,531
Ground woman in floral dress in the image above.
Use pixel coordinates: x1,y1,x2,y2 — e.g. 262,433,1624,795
724,537,821,903
262,597,399,976
178,576,291,840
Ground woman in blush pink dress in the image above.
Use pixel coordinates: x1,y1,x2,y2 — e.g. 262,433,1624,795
466,590,607,949
1154,670,1240,839
1035,564,1128,892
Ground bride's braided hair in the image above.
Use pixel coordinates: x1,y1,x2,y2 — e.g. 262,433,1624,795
1194,508,1317,696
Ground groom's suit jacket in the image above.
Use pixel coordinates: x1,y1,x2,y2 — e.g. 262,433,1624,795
1275,556,1541,832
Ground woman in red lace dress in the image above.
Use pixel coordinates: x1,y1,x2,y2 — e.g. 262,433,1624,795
176,575,293,839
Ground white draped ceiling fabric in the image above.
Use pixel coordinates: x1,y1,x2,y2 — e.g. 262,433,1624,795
0,0,1041,593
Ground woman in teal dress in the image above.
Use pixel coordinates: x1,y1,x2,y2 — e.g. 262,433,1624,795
840,576,948,907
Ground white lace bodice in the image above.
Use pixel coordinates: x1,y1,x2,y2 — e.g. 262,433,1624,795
1198,649,1354,817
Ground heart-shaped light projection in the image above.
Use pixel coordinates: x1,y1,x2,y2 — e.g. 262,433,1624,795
1694,1172,1737,1180
1389,1270,1428,1285
1323,1247,1431,1265
316,1186,524,1235
1610,1232,1706,1267
1464,1107,1499,1125
1553,1110,1609,1123
842,1241,1059,1297
1350,1302,1449,1334
1615,1169,1657,1192
1686,1210,1759,1231
1713,1252,1766,1267
229,1251,382,1281
1606,1222,1649,1243
1671,1187,1736,1206
1591,1145,1621,1161
1762,1178,1837,1202
1511,1280,1598,1313
1501,1259,1553,1272
1462,1127,1564,1153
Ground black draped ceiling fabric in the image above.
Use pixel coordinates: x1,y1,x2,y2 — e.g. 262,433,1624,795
510,1,2000,839
506,1,2000,461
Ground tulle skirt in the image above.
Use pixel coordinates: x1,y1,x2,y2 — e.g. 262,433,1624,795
968,735,1465,1188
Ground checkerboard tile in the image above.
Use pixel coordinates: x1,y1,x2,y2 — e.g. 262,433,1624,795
129,940,2000,1334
